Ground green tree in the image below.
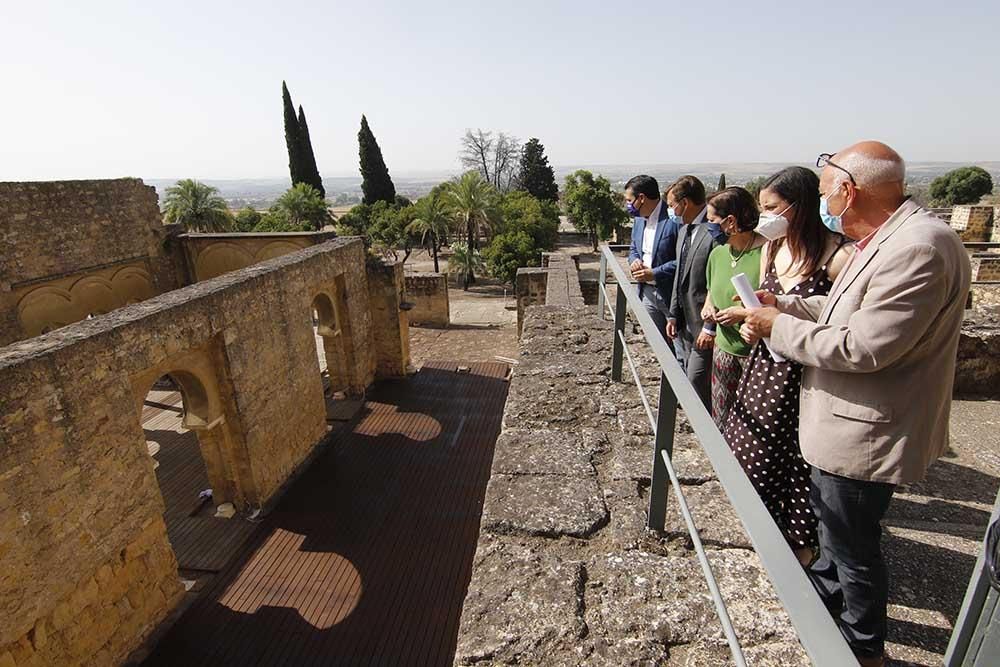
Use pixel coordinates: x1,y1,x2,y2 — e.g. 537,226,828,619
447,241,485,286
562,170,627,251
406,192,454,272
269,183,329,230
743,176,768,200
358,115,396,205
232,206,262,232
296,105,325,197
483,231,539,285
369,200,419,262
446,171,497,288
163,179,232,232
518,138,558,201
929,166,994,206
499,190,559,251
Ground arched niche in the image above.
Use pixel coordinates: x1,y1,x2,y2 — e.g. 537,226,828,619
195,242,255,281
17,285,82,337
70,275,120,318
255,240,306,263
111,266,155,305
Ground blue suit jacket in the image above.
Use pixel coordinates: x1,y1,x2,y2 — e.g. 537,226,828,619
628,202,680,303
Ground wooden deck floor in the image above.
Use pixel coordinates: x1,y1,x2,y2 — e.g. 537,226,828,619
143,389,258,572
143,361,510,666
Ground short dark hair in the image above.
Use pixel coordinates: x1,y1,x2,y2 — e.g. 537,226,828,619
761,166,827,276
708,187,759,232
624,174,660,200
666,175,706,206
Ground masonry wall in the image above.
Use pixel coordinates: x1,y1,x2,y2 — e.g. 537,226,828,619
367,260,411,377
0,239,377,667
0,179,182,346
180,231,338,283
950,205,996,242
515,252,586,336
404,272,450,327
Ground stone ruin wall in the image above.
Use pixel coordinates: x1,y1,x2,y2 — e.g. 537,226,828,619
456,253,807,665
404,272,450,327
0,239,379,667
514,252,586,336
179,231,338,282
0,179,183,346
950,205,999,243
367,259,411,377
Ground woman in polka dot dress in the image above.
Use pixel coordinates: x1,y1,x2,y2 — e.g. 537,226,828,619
716,166,852,566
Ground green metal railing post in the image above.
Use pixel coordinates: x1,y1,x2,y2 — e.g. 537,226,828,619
611,285,627,381
648,371,678,530
597,252,608,318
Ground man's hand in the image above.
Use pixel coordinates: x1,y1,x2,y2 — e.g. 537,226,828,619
714,306,748,326
629,259,643,272
731,290,778,308
740,323,761,345
695,331,715,350
745,306,780,339
665,319,677,339
631,266,654,283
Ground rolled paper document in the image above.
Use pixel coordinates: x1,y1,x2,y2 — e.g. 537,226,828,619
730,273,786,363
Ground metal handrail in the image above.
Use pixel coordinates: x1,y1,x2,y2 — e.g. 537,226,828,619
598,244,857,666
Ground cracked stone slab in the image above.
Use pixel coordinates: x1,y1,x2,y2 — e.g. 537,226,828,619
482,473,609,538
670,639,810,666
584,549,799,655
603,480,648,551
611,441,653,482
491,428,595,477
517,352,613,378
455,539,586,665
665,480,752,549
502,374,602,431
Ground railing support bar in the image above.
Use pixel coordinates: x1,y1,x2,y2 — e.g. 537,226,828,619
648,371,677,530
611,285,627,382
597,251,608,319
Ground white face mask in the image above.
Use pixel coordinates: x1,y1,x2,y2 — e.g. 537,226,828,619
755,202,794,240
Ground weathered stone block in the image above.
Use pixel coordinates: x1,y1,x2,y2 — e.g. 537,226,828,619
491,429,594,477
482,474,608,538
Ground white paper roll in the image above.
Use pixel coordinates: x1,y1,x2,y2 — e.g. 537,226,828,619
731,273,786,362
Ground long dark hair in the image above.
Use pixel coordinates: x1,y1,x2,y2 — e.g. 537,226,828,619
707,187,758,232
762,166,827,276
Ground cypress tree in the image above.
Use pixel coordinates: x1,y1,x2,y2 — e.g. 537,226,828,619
717,173,727,191
358,115,396,205
282,81,304,186
518,138,558,201
297,105,325,198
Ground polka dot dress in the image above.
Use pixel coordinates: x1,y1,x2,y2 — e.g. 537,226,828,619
721,250,844,551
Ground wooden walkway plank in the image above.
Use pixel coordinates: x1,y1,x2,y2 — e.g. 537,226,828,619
144,361,509,666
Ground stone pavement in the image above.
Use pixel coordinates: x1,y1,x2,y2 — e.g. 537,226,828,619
455,299,1000,666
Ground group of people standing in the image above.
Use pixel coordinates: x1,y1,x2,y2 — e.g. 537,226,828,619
624,141,971,666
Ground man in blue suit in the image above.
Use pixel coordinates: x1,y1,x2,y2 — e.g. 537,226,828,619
625,175,680,342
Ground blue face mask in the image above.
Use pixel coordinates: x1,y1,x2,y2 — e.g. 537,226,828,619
626,196,642,218
819,189,847,234
666,207,676,219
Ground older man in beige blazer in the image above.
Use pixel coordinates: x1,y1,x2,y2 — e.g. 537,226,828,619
744,141,971,666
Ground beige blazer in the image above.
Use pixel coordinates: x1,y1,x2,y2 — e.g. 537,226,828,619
770,199,971,484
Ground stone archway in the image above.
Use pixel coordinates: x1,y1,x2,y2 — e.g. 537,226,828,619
313,275,359,397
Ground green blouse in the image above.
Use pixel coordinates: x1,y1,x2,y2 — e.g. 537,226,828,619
706,243,763,357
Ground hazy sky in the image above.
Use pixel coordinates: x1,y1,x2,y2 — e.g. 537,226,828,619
3,0,998,181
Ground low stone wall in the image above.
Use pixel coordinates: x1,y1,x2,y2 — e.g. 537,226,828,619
974,254,1000,281
404,272,450,327
951,205,996,242
457,272,806,665
515,252,585,336
180,231,337,283
957,304,1000,397
0,238,383,666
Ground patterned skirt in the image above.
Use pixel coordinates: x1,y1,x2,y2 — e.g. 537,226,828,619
711,347,747,428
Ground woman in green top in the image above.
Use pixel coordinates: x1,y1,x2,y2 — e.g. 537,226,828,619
700,187,766,427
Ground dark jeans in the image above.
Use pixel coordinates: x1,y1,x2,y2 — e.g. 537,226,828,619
808,466,896,658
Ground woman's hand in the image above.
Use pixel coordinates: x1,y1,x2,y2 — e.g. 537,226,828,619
714,307,748,327
700,303,717,323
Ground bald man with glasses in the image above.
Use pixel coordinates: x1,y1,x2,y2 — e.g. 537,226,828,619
742,141,971,666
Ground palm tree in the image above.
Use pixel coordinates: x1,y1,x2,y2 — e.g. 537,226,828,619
446,171,496,288
447,242,485,288
163,179,232,232
272,183,329,230
405,192,453,272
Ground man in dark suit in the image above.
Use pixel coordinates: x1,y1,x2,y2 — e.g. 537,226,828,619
625,175,680,341
665,176,725,408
